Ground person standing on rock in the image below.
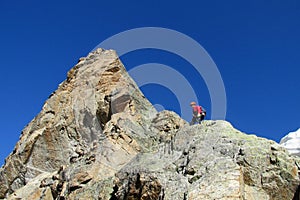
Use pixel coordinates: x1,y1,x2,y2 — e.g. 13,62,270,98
190,102,206,125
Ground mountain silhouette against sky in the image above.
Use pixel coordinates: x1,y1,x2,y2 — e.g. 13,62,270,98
1,49,299,200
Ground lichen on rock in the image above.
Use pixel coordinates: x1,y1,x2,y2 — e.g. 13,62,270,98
1,49,299,200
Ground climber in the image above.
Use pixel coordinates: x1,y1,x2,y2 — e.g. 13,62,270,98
190,102,206,125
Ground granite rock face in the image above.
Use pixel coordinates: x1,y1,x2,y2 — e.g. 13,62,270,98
0,49,299,199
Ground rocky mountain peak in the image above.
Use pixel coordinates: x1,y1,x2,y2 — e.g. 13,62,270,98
0,49,299,199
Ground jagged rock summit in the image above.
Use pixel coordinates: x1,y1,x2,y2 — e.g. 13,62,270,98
0,49,299,200
280,128,300,157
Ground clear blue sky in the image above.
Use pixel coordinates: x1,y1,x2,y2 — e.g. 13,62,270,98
1,1,300,165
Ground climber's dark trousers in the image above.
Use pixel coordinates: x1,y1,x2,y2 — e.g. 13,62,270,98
190,116,204,125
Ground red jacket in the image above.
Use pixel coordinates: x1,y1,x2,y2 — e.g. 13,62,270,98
193,105,203,115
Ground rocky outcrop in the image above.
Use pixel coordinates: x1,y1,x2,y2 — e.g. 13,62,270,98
280,128,300,157
0,48,157,198
0,49,299,199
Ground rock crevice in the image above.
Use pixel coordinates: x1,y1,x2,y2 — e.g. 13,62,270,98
0,49,299,200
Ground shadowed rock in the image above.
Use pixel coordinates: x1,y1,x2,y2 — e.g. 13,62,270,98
0,49,299,200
